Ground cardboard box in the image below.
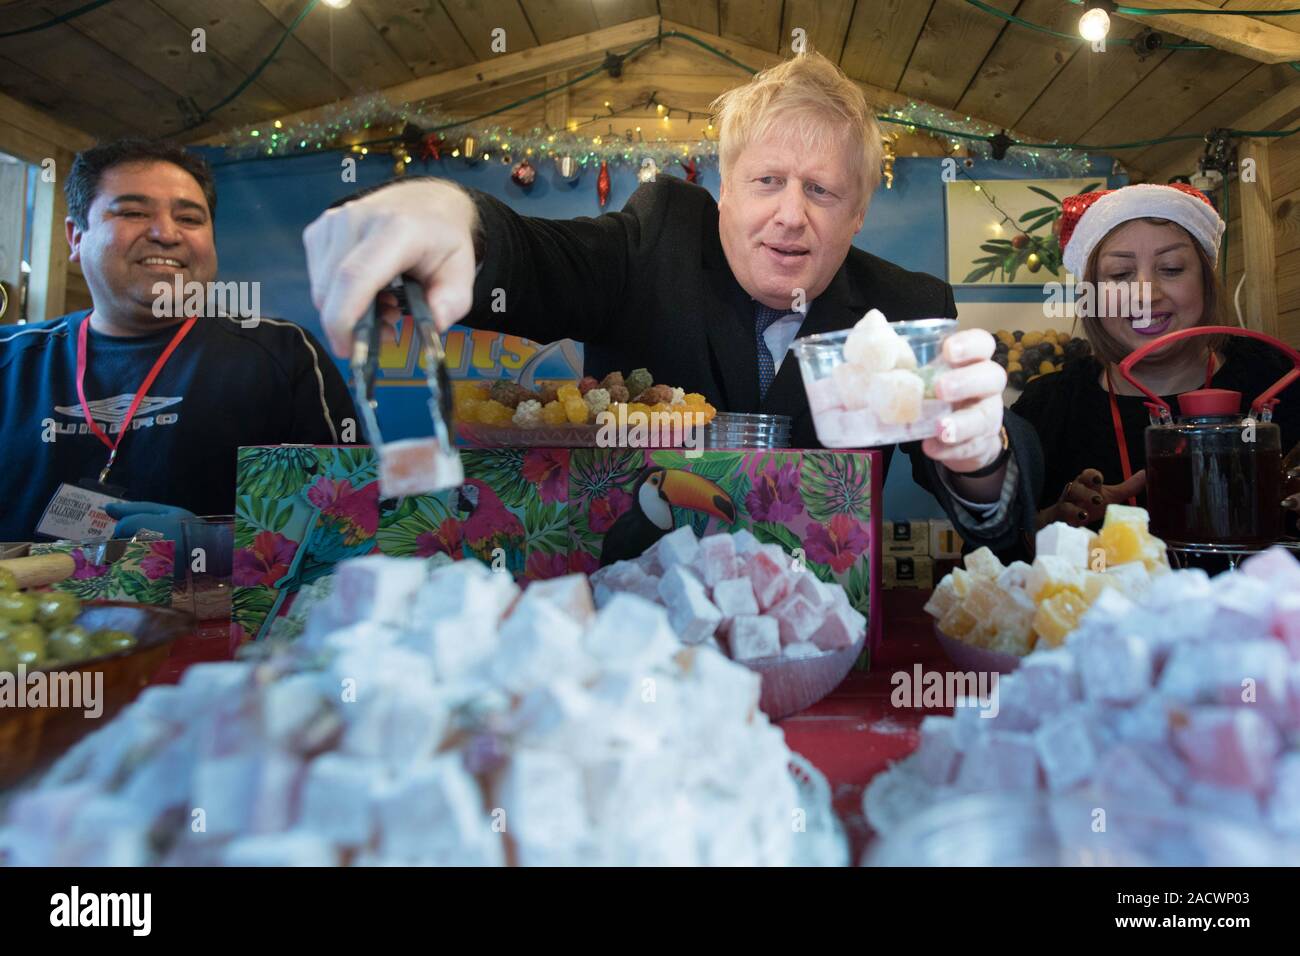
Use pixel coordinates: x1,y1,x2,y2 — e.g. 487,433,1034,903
883,555,934,590
930,519,964,559
883,519,930,556
234,446,884,658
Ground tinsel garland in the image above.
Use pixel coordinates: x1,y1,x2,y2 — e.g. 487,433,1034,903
219,93,718,170
880,102,1098,178
213,94,1099,178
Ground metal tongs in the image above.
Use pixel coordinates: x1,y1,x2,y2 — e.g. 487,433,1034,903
350,276,463,497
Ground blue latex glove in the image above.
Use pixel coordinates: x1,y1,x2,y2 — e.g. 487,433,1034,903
104,501,196,542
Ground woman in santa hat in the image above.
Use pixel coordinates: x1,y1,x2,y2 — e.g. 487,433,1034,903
1011,181,1300,530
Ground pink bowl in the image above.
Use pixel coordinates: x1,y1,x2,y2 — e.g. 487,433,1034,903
932,623,1022,674
744,626,868,720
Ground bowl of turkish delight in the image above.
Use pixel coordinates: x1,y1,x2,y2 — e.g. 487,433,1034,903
790,311,955,448
924,506,1170,670
590,527,867,720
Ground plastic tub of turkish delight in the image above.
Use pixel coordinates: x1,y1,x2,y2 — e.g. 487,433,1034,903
790,318,956,448
862,791,1293,867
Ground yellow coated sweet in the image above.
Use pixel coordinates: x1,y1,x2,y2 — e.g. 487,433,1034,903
563,398,588,424
457,398,483,421
452,380,490,402
557,384,581,403
1033,589,1088,648
683,393,706,406
699,403,717,423
477,400,514,426
1099,522,1146,566
541,400,567,425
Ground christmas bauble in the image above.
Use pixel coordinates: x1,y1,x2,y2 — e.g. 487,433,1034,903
638,158,657,183
557,155,579,182
597,161,610,208
511,158,536,187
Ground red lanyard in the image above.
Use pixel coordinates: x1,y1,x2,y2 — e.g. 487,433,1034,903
1105,351,1216,506
76,312,197,483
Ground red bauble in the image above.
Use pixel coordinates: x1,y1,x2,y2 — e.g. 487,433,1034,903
680,157,698,183
597,160,610,208
419,133,445,162
511,158,536,188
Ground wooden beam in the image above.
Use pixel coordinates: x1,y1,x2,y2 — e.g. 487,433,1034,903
27,148,73,323
0,91,96,161
1144,83,1300,184
1110,0,1300,65
545,71,570,131
1239,138,1279,336
0,161,26,313
192,16,664,144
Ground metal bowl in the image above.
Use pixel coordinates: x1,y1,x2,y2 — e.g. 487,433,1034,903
0,601,194,787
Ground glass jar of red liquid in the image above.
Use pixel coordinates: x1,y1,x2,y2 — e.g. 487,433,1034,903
1119,326,1300,550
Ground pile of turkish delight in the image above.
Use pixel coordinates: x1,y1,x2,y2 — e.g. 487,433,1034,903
868,547,1300,854
589,527,865,663
926,509,1170,656
1,556,846,866
802,309,952,447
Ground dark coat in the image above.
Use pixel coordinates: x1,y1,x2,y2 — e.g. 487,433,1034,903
458,175,1044,551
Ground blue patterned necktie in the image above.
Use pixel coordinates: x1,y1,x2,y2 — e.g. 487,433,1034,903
754,303,787,400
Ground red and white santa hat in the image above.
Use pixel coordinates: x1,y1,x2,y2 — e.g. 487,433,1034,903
1058,182,1225,278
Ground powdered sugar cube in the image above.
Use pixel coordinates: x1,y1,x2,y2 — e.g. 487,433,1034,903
1076,631,1152,704
913,716,962,785
657,565,723,644
867,369,924,425
729,615,781,661
712,577,759,621
746,548,793,610
655,525,700,569
694,533,738,588
298,754,378,847
964,547,1005,580
1034,707,1100,791
810,600,863,651
769,593,822,645
1171,706,1281,794
1035,523,1094,570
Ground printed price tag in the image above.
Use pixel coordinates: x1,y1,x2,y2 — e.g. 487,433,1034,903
35,483,126,541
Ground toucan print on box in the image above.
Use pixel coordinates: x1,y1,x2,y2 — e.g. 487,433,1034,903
234,445,882,650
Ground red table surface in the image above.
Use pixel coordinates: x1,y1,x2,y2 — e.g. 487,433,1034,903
149,589,951,863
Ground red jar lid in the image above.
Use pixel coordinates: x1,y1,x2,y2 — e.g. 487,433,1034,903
1178,388,1241,417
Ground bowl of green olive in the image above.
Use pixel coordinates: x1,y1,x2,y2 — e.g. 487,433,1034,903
0,568,195,787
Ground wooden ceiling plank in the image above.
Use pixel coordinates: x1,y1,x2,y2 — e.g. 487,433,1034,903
440,0,541,60
838,0,933,92
254,0,415,92
657,0,720,34
1130,62,1295,177
159,0,343,113
1110,0,1300,64
1014,18,1175,145
778,0,855,61
895,0,1018,109
956,0,1085,130
1074,47,1256,161
192,15,661,143
591,0,658,30
0,64,124,147
519,0,601,46
0,21,188,137
351,0,478,76
66,1,289,131
1145,83,1300,183
719,0,783,53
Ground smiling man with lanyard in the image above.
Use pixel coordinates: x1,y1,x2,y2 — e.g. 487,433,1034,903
0,139,355,543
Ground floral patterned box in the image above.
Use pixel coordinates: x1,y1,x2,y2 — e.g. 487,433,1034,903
233,445,882,659
26,539,176,605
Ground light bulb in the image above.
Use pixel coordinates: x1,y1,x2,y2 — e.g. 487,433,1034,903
1079,7,1110,43
321,0,351,8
